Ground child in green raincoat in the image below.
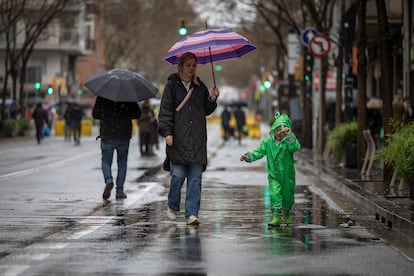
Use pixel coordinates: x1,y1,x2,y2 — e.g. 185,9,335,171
240,112,301,226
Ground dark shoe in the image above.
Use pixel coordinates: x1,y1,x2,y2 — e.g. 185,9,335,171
116,191,127,199
102,182,114,200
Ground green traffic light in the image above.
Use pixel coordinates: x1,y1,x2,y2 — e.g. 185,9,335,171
34,82,41,90
259,85,266,91
264,80,271,88
305,75,310,81
178,27,187,36
47,86,53,95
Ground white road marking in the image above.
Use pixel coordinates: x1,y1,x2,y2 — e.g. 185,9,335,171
0,182,161,276
0,151,98,182
0,265,30,276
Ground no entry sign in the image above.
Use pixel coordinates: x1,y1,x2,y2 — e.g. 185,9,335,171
309,34,331,58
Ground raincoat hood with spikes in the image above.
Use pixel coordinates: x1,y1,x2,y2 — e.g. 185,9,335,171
243,112,301,213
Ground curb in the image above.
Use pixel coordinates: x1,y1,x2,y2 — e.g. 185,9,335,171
296,156,414,239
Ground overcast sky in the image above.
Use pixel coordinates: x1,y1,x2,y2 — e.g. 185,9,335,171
191,0,255,28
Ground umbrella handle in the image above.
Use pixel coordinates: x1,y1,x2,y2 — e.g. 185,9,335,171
208,46,216,88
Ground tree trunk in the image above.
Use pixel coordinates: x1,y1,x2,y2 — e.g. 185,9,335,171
335,7,344,127
357,0,367,169
376,0,394,192
320,56,328,155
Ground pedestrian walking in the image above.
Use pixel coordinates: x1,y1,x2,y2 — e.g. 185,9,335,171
31,103,48,144
158,52,219,225
138,99,157,156
240,112,301,226
63,105,72,142
234,105,246,145
221,105,231,141
69,103,83,145
92,96,141,200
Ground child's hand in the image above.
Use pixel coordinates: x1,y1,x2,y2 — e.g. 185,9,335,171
240,155,246,162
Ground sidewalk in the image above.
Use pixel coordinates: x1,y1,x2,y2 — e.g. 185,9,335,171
295,147,414,239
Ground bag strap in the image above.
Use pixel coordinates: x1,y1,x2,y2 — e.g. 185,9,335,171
175,87,194,112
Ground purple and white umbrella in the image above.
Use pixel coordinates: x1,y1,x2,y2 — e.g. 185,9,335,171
163,29,257,86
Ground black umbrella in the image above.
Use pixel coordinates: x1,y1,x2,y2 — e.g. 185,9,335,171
84,69,157,102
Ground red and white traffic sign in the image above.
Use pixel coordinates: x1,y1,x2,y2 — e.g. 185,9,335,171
309,34,331,58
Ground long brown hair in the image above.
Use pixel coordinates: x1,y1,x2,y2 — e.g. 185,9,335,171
177,52,199,85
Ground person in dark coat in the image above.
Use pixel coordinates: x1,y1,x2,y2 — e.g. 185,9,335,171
138,99,156,156
32,103,48,144
158,52,219,225
92,96,141,200
221,105,231,141
63,105,72,142
234,105,246,145
69,104,83,145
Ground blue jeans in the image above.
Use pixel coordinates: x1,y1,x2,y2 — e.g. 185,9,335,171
101,138,130,192
168,163,203,218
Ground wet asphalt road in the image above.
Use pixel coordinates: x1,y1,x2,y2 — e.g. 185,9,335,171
0,124,413,275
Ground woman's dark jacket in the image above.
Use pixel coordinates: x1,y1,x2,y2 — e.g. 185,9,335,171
92,96,141,140
158,73,217,168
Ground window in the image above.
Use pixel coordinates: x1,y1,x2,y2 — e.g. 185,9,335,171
26,67,42,83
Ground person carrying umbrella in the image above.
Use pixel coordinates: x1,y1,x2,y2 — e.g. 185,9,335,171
86,68,156,201
158,52,219,225
92,97,141,200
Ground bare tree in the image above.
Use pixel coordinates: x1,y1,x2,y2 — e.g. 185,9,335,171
0,0,25,122
17,0,69,116
0,0,70,122
102,0,199,86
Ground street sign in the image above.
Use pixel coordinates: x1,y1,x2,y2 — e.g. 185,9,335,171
300,28,317,47
309,34,331,58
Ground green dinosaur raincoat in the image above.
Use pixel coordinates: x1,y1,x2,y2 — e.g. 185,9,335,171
243,112,301,213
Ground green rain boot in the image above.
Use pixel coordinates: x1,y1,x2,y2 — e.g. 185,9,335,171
284,210,292,225
269,213,281,227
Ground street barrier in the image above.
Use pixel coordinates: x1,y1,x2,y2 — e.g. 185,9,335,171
54,119,93,136
219,114,261,139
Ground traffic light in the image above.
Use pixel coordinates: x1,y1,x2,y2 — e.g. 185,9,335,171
264,80,272,89
34,82,41,91
178,20,187,36
47,85,54,95
304,52,314,82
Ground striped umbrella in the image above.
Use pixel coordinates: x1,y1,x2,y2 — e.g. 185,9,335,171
163,29,257,86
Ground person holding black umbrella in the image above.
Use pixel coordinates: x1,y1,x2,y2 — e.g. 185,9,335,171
158,52,219,225
92,97,141,200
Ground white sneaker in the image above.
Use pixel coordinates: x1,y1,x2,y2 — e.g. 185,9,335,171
167,207,177,220
186,215,200,225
